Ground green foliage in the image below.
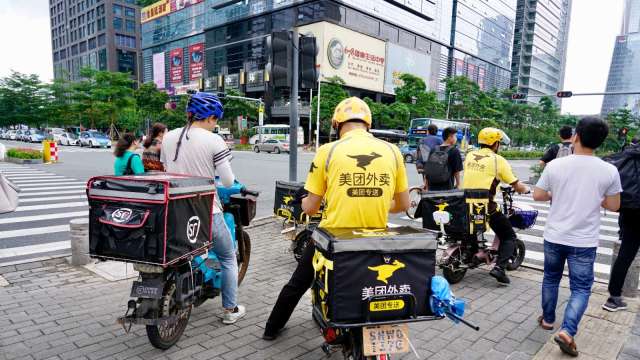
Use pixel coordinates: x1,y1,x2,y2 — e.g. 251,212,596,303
136,0,157,6
158,96,189,130
499,150,545,159
311,76,349,134
0,71,48,128
222,89,259,133
7,148,43,159
604,108,639,151
135,82,169,122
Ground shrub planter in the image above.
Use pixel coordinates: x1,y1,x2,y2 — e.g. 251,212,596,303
6,157,44,164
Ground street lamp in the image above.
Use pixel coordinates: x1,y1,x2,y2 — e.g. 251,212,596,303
315,71,323,151
446,91,457,120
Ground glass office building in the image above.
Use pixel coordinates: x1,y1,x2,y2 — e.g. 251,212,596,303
447,0,517,91
602,0,640,116
510,0,572,104
50,0,141,82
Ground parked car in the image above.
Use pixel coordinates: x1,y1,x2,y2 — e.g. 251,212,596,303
56,132,79,146
27,130,46,143
79,131,112,148
399,144,418,163
17,130,29,141
253,139,289,154
4,130,18,140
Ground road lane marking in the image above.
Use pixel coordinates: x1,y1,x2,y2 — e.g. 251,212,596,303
18,189,86,197
15,202,88,212
0,211,87,225
17,182,85,188
0,241,70,258
0,225,70,239
18,195,87,203
21,185,86,191
10,177,70,183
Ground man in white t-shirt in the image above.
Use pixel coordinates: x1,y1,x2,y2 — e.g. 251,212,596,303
161,92,246,325
533,116,622,357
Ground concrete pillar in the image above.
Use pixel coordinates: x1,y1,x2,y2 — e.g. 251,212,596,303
611,239,640,298
70,217,90,266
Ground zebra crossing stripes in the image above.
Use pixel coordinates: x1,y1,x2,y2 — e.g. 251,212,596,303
0,164,89,265
397,194,620,278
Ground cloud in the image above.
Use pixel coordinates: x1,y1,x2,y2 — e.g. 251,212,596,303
0,0,53,83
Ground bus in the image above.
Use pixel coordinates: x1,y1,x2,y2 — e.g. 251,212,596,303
408,118,471,151
249,124,304,145
369,129,408,144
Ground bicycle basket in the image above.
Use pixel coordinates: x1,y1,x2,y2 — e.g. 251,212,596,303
509,208,538,230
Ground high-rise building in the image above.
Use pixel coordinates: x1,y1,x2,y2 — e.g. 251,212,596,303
602,0,640,116
445,0,518,92
510,0,572,104
49,0,141,82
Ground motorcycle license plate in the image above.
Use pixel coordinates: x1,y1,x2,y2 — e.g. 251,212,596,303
362,324,409,356
130,280,164,299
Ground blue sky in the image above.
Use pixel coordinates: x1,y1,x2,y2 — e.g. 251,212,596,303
0,0,626,115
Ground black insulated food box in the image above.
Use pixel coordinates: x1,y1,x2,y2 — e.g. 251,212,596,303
311,226,437,324
87,174,216,266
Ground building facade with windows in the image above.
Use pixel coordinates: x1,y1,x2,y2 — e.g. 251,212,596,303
49,0,141,82
140,0,520,126
510,0,572,104
602,0,640,116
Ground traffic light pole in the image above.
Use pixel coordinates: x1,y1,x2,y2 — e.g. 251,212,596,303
289,29,300,182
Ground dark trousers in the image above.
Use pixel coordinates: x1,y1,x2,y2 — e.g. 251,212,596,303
608,209,640,297
265,241,315,332
463,209,516,268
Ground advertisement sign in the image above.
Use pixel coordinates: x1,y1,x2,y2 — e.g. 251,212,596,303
141,0,203,23
170,48,183,84
384,42,432,94
174,83,199,95
188,43,204,81
224,73,239,89
152,52,166,89
298,22,386,93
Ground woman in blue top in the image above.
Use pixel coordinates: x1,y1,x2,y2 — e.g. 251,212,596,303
113,133,145,176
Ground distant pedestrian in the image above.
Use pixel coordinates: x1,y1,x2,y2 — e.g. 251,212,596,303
113,133,144,176
416,123,443,189
604,140,640,312
533,116,621,357
142,123,167,172
539,125,573,167
426,127,463,191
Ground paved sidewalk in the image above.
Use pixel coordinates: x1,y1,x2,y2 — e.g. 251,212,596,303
0,219,638,360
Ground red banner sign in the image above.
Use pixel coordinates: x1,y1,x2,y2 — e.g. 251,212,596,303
189,43,204,81
170,48,183,84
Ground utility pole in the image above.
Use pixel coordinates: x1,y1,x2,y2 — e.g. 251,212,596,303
289,29,299,182
308,88,313,146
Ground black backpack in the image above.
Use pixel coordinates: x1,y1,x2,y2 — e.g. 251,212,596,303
604,145,640,209
424,145,451,184
123,154,140,176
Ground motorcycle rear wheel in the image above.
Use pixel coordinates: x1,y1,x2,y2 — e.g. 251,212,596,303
293,229,313,263
505,239,526,271
237,230,251,285
405,187,423,219
441,248,467,284
146,282,191,350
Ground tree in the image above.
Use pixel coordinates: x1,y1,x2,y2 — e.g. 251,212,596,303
605,108,638,151
219,89,258,133
394,73,444,120
310,76,349,134
136,0,157,6
134,82,169,122
0,71,48,128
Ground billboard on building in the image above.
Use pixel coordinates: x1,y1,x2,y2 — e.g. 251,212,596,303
384,42,432,94
153,52,166,89
170,48,183,84
297,22,386,93
142,0,204,23
189,43,204,81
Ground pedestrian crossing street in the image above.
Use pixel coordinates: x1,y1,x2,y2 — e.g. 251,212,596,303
0,163,88,266
392,194,621,279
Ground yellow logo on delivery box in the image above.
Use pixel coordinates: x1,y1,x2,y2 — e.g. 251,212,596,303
368,260,405,284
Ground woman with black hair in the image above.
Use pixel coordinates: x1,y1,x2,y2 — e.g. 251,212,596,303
142,123,167,171
113,133,144,176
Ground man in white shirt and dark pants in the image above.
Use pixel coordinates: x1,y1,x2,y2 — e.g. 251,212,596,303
533,116,622,357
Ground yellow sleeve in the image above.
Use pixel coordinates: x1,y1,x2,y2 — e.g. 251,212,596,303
394,146,409,193
304,145,328,196
496,155,518,185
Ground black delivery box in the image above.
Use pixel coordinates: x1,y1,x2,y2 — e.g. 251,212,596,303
274,180,305,221
311,226,437,324
87,174,216,266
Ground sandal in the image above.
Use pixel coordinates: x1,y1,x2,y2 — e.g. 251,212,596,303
537,315,554,330
554,331,579,357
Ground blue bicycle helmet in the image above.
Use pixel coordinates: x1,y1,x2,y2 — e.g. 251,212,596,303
186,92,224,121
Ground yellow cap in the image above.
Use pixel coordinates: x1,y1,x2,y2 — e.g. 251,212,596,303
332,97,372,128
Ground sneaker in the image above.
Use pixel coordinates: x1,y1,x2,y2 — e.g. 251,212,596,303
489,266,510,285
603,297,628,312
222,305,246,324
